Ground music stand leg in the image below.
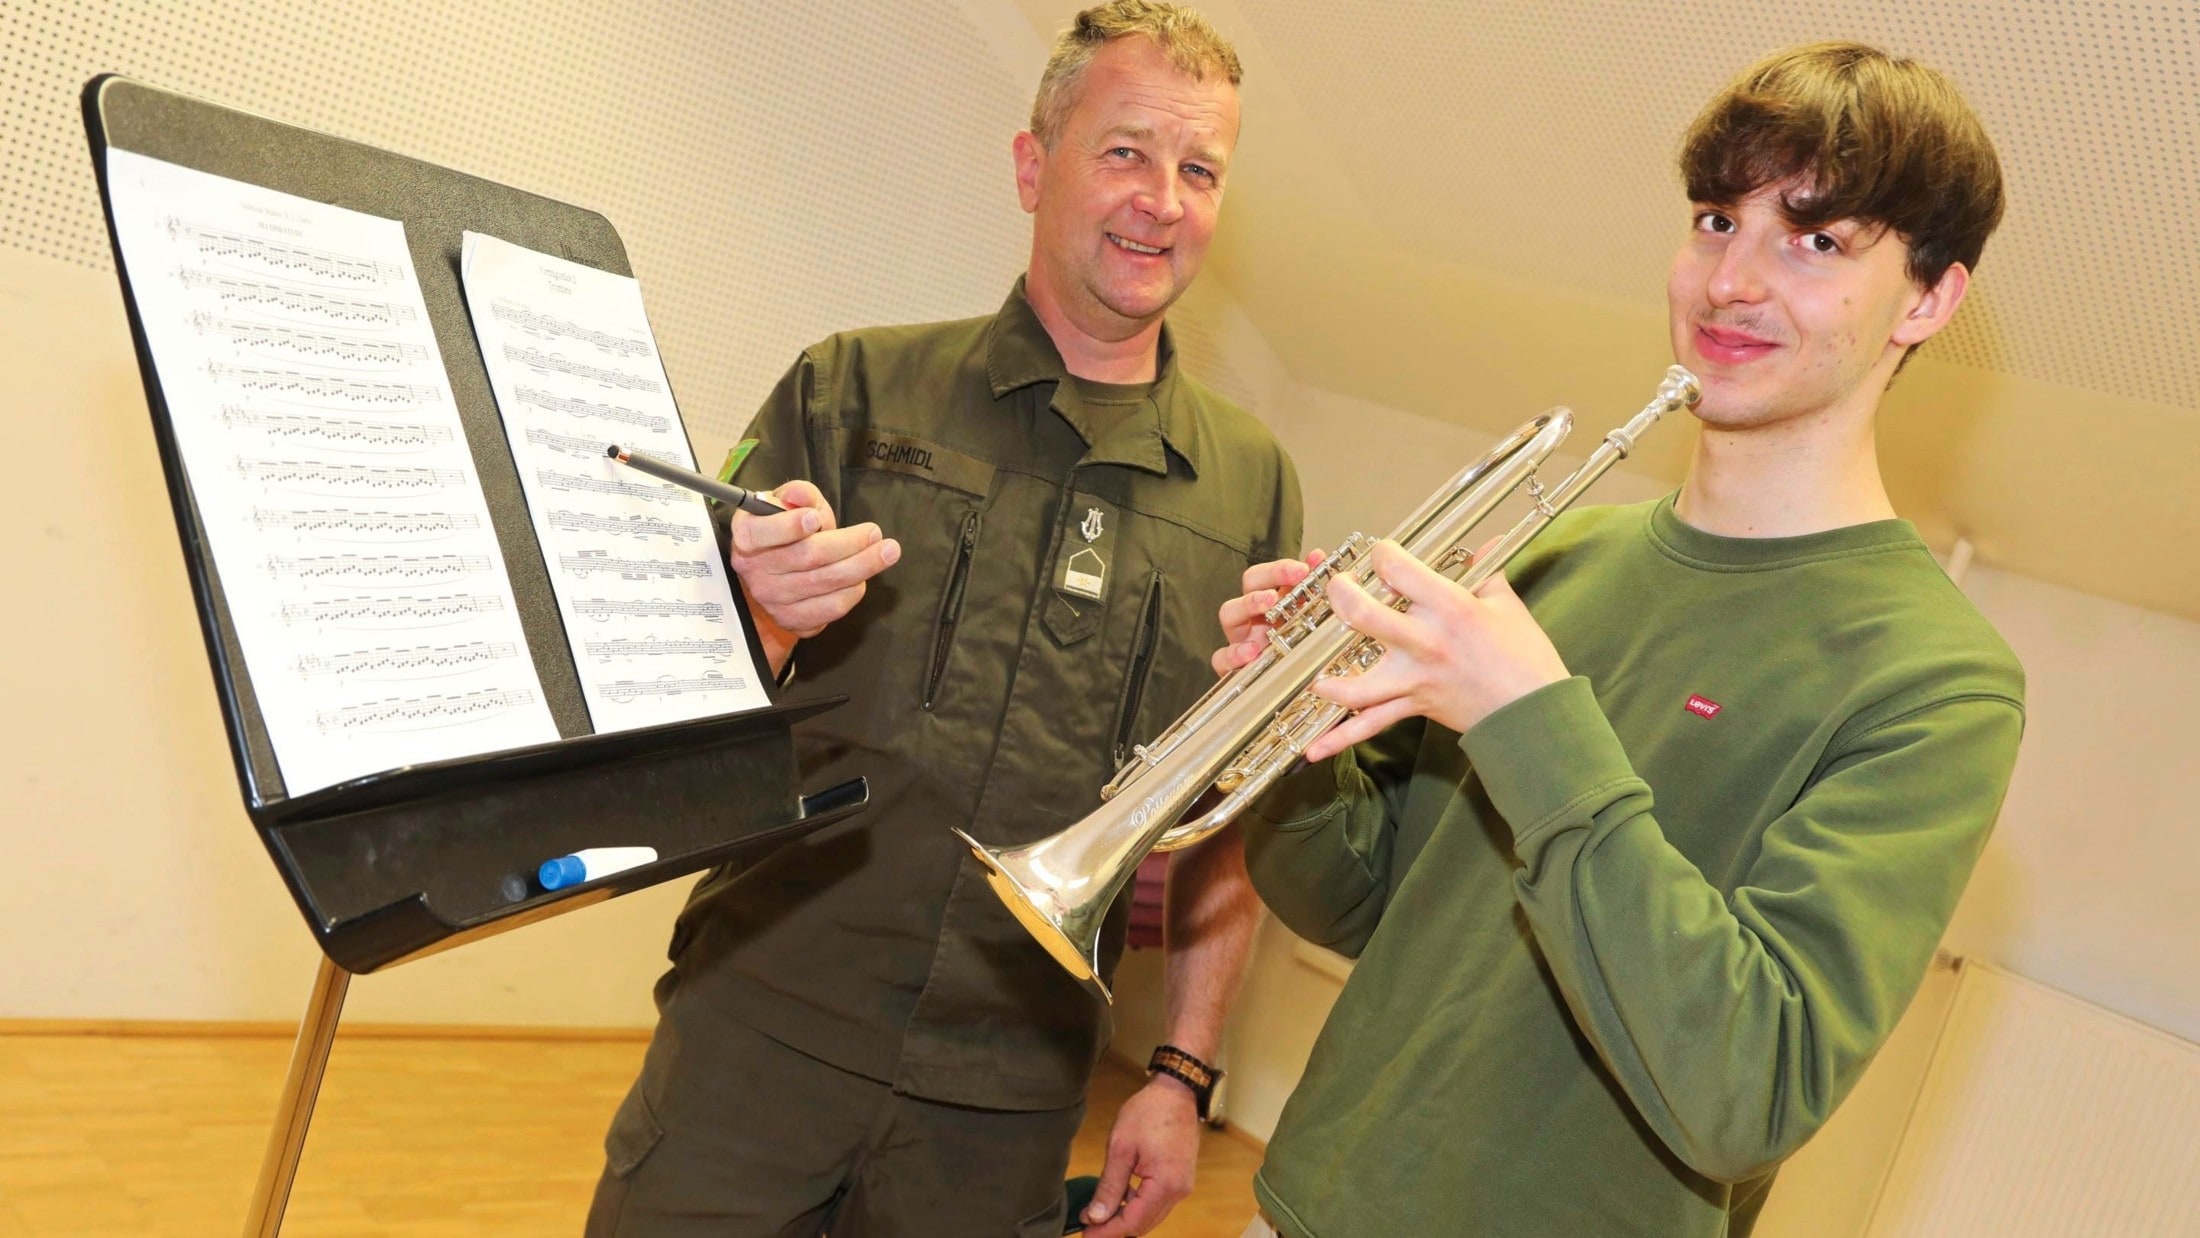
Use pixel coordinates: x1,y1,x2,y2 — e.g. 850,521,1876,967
242,954,351,1238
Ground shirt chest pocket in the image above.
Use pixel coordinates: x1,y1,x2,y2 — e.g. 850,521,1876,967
826,457,990,722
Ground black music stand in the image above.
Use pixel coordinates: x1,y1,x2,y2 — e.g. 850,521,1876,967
82,74,868,1236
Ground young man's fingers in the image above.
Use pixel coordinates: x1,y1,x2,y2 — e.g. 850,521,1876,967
1304,696,1417,763
1218,589,1280,640
1324,575,1415,647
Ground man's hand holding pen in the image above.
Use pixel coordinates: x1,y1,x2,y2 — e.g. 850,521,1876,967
728,480,902,676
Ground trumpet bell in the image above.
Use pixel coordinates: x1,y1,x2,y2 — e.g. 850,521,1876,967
954,828,1117,1003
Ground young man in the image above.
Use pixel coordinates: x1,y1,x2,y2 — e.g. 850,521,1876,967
588,5,1299,1237
1218,43,2022,1237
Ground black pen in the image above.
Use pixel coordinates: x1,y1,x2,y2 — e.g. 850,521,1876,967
605,444,784,515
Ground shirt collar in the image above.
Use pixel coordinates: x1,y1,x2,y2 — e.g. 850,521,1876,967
985,277,1204,478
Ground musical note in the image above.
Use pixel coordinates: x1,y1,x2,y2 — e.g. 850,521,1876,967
600,674,746,703
490,299,650,356
315,687,538,732
571,598,725,623
503,345,663,392
549,509,699,543
514,386,669,432
177,270,415,327
166,218,405,284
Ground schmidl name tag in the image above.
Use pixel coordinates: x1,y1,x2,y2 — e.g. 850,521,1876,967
1055,494,1119,601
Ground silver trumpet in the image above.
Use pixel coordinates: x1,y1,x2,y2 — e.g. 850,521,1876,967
955,366,1701,1002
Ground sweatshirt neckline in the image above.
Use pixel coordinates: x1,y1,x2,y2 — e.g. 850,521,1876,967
1645,491,1925,571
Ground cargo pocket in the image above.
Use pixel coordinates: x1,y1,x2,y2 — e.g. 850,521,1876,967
603,1085,665,1179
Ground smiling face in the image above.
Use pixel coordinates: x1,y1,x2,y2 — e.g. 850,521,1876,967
1668,178,1969,433
1014,36,1239,344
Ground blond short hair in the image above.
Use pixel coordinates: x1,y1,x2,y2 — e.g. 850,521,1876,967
1029,1,1242,148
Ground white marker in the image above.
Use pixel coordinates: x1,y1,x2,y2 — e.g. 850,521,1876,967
538,846,659,890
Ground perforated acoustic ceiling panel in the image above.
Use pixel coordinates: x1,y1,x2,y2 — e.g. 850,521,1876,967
1239,0,2199,414
0,0,1171,449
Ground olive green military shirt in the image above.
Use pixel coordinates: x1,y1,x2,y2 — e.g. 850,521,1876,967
673,281,1302,1111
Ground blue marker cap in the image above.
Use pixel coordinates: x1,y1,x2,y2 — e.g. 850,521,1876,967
539,855,588,890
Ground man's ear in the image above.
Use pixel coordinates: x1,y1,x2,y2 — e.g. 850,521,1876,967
1891,261,1971,349
1012,130,1045,214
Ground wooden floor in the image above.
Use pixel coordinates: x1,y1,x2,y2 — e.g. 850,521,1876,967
0,1027,1261,1236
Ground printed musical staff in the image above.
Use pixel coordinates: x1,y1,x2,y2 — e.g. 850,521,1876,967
166,218,404,283
297,640,520,679
315,687,539,733
601,674,746,703
583,638,734,660
514,386,669,432
537,467,681,503
503,344,662,392
210,363,438,407
556,550,713,580
236,458,465,493
193,313,427,367
178,270,415,327
253,507,481,538
281,593,505,627
527,427,625,459
549,509,699,543
571,597,726,623
222,407,453,451
109,150,557,790
490,299,650,356
267,553,492,583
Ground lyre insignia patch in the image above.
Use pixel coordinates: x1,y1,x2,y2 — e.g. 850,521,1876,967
1080,507,1106,543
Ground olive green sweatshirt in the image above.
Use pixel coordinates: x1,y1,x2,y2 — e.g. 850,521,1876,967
1243,495,2024,1237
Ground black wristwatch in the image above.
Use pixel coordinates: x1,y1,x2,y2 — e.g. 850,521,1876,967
1146,1043,1222,1121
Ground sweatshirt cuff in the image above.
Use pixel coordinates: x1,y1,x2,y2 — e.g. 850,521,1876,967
1459,676,1636,847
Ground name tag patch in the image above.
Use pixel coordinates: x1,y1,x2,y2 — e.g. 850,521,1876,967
845,430,995,497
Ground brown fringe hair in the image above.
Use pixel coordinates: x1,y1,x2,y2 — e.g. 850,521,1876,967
1682,42,2005,288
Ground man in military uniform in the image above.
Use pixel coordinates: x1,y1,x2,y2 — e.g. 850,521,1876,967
587,5,1301,1236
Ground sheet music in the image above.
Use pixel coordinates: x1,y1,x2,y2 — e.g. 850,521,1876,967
105,151,558,795
460,231,768,729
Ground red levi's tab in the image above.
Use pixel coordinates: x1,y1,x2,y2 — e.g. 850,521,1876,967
1685,694,1723,719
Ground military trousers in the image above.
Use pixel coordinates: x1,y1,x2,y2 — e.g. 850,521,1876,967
587,979,1083,1238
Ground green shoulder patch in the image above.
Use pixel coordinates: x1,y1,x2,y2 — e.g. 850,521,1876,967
718,438,759,483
